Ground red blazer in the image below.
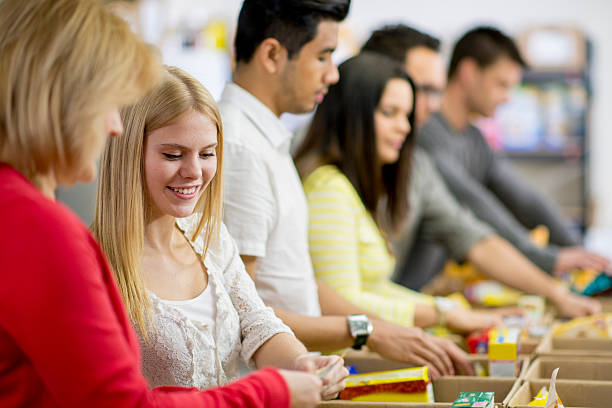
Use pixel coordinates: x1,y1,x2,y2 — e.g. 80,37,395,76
0,164,289,408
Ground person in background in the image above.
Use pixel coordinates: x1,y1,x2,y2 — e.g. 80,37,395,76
294,53,600,336
93,65,346,400
0,0,322,406
414,26,609,281
220,0,473,379
362,25,607,314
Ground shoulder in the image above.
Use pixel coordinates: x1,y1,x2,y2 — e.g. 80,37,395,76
467,124,494,150
0,170,89,247
418,113,447,138
0,168,101,286
412,147,434,167
303,165,362,209
303,165,354,196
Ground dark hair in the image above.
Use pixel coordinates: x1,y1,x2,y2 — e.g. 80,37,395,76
447,26,526,80
361,24,441,64
294,52,415,236
235,0,350,63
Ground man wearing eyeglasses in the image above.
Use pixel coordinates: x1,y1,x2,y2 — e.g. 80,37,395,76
363,25,445,127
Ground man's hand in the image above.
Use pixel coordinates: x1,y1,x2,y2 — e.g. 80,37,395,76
366,319,455,380
555,247,610,275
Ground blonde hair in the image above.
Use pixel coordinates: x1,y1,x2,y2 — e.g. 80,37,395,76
0,0,160,182
92,66,224,337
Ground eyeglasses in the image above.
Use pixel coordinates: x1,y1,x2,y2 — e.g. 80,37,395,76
414,84,443,99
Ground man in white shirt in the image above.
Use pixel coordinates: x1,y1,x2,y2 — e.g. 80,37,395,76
220,0,473,379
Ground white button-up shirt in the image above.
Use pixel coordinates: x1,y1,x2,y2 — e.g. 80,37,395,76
218,83,321,317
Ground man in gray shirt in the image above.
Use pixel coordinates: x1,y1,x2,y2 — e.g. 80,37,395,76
418,26,608,277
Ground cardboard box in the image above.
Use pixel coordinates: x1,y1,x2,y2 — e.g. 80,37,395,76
343,350,528,378
535,331,612,357
508,379,612,408
523,356,612,381
519,338,540,356
432,377,519,407
320,377,519,408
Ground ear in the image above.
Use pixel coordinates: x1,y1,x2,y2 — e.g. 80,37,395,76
457,57,479,86
255,38,288,75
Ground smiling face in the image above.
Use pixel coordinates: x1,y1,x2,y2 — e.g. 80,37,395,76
144,109,218,219
278,19,340,114
374,78,414,165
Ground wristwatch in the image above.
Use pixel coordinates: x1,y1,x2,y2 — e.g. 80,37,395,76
434,296,454,327
347,314,373,350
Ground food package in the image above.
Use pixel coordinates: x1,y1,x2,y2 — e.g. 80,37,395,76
527,368,564,407
338,366,433,402
552,313,612,339
451,391,494,408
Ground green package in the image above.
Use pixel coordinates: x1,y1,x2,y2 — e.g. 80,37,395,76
451,391,495,408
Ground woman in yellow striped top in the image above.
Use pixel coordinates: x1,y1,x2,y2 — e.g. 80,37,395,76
295,52,505,333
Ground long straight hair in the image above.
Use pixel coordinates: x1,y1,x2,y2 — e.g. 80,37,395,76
295,52,416,237
92,66,224,338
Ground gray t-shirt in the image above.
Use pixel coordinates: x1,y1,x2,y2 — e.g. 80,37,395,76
417,112,580,273
392,148,493,289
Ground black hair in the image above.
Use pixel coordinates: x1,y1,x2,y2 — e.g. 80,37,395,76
294,52,416,236
447,26,526,80
234,0,350,63
361,24,441,64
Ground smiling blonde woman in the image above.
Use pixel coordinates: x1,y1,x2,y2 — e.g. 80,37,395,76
93,65,345,400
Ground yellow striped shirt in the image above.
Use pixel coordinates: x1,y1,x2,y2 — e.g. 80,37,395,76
303,165,434,327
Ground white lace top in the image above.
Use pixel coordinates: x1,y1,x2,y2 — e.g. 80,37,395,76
139,215,293,389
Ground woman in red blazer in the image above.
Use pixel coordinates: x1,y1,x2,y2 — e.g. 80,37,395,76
0,0,321,407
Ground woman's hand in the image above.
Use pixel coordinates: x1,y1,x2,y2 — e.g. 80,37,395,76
294,354,348,400
366,319,455,379
427,334,474,376
278,369,323,408
549,284,601,317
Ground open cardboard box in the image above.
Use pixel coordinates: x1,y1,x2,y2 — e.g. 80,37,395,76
319,376,520,408
343,349,528,378
518,337,540,356
535,331,612,357
508,379,612,408
523,356,612,381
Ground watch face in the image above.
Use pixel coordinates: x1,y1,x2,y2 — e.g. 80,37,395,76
349,315,371,336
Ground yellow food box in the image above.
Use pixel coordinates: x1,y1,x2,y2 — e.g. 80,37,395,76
339,366,433,402
488,328,519,361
